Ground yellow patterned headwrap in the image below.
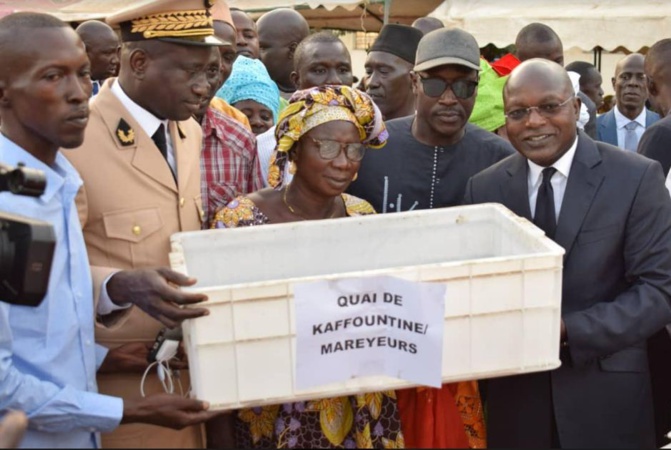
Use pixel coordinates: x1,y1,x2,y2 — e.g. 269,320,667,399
268,85,387,188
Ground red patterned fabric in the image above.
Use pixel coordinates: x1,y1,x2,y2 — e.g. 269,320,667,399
396,382,486,449
200,107,263,226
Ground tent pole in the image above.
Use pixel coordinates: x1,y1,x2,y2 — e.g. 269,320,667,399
383,0,392,24
593,46,602,72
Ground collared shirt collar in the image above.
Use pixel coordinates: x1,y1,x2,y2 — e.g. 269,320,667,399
527,135,579,185
201,107,221,140
0,134,81,204
110,79,167,138
614,105,646,129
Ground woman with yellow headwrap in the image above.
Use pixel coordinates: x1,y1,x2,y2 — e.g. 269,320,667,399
210,86,404,448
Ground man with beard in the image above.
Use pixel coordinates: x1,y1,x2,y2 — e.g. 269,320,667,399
348,28,514,213
365,24,423,121
598,53,659,151
348,27,514,449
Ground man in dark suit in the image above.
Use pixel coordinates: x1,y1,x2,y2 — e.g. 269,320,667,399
637,38,671,447
639,39,671,176
464,58,671,448
597,53,660,150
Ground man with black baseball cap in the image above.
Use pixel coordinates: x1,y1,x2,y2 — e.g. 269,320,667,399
349,30,514,446
349,27,514,213
365,24,423,120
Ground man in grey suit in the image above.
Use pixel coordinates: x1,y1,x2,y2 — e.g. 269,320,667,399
597,53,660,150
464,59,671,448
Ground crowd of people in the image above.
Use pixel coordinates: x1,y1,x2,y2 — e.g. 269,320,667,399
1,0,671,448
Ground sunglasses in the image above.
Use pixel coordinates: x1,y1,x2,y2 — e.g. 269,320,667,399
504,97,574,122
418,76,479,99
311,138,366,162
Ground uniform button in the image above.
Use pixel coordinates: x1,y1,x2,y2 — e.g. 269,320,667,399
86,340,91,345
179,197,185,207
132,225,141,235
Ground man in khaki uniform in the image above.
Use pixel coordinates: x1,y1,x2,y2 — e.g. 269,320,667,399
65,0,227,447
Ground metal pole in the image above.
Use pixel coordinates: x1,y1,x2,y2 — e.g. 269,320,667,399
383,0,392,24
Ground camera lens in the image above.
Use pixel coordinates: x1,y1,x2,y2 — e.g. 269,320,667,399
8,165,46,197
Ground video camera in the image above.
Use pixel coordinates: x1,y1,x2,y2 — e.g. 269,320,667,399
0,163,55,307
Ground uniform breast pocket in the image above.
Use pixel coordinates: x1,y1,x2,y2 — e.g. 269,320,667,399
577,223,620,246
103,207,164,266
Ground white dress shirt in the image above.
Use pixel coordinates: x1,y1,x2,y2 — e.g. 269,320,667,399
527,137,579,221
110,79,177,176
614,106,647,150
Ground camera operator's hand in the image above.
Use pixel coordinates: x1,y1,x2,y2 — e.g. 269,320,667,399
0,410,28,449
121,394,223,429
107,268,209,328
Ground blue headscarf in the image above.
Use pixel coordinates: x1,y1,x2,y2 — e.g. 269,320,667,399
216,56,281,123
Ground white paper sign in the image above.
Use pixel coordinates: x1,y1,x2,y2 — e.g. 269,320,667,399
294,275,446,390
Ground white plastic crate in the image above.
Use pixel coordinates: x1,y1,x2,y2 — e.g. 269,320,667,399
169,203,565,411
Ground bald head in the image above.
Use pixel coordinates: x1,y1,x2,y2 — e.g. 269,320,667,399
75,20,119,81
645,39,671,116
515,22,564,66
256,8,309,92
616,53,645,76
504,59,579,167
505,59,573,99
257,8,309,34
411,17,444,35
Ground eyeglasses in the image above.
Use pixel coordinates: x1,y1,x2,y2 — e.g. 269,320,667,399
418,76,479,99
505,97,574,122
311,138,366,162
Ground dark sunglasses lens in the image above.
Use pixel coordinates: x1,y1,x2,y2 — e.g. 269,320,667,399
421,78,448,97
452,80,477,99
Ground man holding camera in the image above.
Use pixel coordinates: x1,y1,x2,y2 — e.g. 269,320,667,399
0,11,219,448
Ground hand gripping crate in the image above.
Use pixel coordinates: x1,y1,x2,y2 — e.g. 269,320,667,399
169,203,565,410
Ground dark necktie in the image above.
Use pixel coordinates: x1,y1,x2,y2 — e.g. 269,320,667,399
534,167,558,239
151,123,168,161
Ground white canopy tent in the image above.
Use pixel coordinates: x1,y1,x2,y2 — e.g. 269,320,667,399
429,0,671,53
0,0,441,32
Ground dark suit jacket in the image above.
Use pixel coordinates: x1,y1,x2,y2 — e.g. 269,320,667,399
578,91,597,139
638,114,671,176
597,107,660,147
463,132,671,448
